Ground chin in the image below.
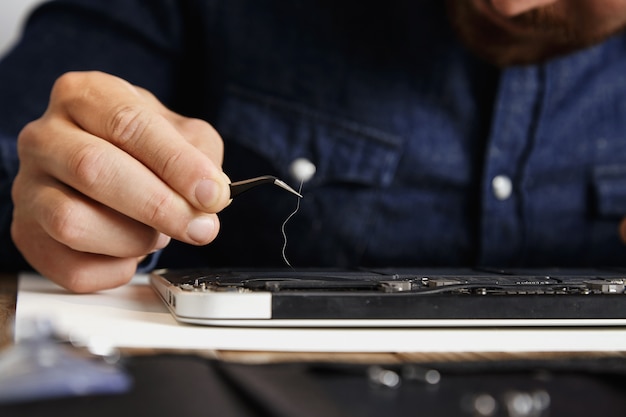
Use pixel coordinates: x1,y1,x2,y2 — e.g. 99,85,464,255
446,0,625,66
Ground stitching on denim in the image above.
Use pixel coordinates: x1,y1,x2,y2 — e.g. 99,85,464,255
225,84,403,147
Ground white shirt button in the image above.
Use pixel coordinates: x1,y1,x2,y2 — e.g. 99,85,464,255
289,158,316,183
492,175,512,200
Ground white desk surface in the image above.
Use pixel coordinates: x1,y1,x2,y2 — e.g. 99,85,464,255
15,273,626,353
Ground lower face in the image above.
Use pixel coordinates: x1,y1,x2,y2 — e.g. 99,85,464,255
446,0,626,66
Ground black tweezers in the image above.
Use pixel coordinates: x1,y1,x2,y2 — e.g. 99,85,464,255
229,175,303,199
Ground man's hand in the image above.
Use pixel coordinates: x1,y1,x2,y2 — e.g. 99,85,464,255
11,71,231,292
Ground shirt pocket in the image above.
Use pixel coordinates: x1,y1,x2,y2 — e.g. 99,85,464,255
214,85,404,189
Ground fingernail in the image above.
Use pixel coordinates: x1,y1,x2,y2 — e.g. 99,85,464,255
195,179,220,209
187,216,215,243
154,233,171,250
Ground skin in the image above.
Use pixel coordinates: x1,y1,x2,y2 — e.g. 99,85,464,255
11,72,231,292
447,0,626,66
11,2,626,292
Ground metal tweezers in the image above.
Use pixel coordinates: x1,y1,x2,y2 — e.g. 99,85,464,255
229,175,303,199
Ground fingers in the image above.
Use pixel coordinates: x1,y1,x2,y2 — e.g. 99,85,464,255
11,214,142,293
12,152,174,293
11,71,230,292
18,117,220,245
12,173,171,257
50,71,231,213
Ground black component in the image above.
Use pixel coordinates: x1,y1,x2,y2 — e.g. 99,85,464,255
155,267,626,321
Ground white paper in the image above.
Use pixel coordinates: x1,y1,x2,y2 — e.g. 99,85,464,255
15,273,626,352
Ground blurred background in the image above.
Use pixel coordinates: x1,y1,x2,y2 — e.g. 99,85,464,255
0,0,45,57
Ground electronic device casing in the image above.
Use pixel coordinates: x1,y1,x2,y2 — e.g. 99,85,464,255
149,268,626,327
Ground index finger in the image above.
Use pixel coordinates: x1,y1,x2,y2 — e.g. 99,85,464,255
50,71,231,213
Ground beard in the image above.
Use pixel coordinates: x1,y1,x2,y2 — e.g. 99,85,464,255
446,0,626,67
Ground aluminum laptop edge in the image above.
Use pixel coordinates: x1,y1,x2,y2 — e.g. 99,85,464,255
149,267,626,327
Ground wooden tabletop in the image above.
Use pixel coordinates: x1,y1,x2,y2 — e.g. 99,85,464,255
2,272,625,364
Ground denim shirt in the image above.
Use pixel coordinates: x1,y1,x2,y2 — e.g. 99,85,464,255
1,0,626,270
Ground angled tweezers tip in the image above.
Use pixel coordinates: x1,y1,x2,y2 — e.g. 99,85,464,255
229,175,303,199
